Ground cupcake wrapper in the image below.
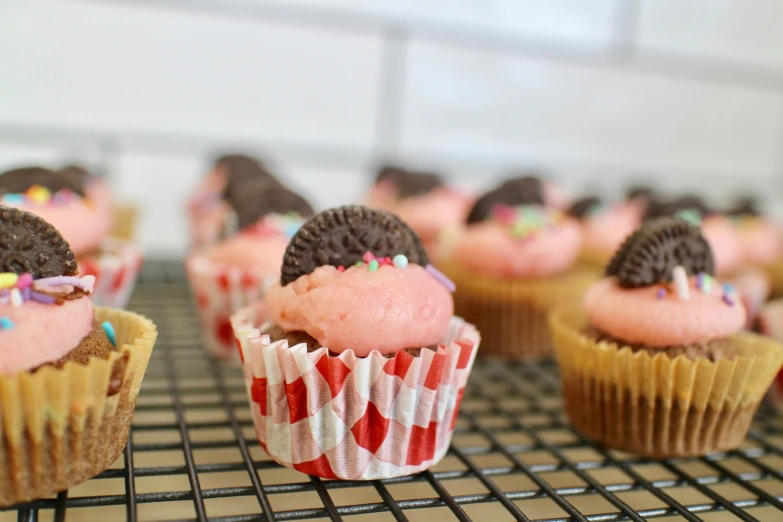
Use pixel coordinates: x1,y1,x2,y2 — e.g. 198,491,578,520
78,238,143,309
231,308,480,480
550,306,783,458
186,256,273,362
0,307,157,507
110,203,139,241
443,261,598,359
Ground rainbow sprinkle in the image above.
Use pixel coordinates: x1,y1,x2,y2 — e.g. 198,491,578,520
656,288,666,300
672,265,690,301
492,204,564,241
426,264,456,293
368,260,379,272
0,317,14,330
696,272,712,294
102,321,116,347
0,185,79,207
393,255,409,269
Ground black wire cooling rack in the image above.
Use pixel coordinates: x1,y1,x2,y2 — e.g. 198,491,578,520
3,260,783,522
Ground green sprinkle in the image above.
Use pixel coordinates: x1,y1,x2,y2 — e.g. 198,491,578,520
355,261,363,267
368,260,379,272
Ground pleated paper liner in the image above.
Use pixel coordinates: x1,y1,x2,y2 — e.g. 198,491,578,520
78,237,144,309
231,307,480,480
186,254,271,362
549,306,783,458
440,260,599,359
0,307,157,507
110,203,139,241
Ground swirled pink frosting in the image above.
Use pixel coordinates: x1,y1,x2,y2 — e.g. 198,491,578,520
199,232,289,273
13,199,111,257
585,277,746,346
265,264,454,356
0,297,94,375
542,181,570,210
393,188,473,242
701,217,743,275
581,201,643,256
364,180,397,211
736,219,782,265
451,215,582,278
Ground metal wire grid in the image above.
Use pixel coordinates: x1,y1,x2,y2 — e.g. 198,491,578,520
2,260,783,522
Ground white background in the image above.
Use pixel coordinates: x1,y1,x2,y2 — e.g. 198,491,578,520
1,0,782,256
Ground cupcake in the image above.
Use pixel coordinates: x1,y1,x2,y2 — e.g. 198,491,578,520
441,179,594,359
569,195,643,268
231,205,479,480
0,206,157,506
365,166,473,261
550,217,783,457
187,154,283,248
187,184,314,360
0,166,142,308
502,173,571,210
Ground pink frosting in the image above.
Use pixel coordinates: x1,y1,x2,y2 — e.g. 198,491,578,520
702,217,743,275
364,181,398,211
584,277,746,346
200,232,289,273
13,199,111,257
451,216,582,278
0,297,94,375
542,181,570,210
393,188,473,242
736,219,782,265
581,201,643,256
265,264,454,356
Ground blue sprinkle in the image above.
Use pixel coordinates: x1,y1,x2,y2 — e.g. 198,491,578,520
102,321,116,347
0,316,14,330
2,194,24,205
723,283,735,294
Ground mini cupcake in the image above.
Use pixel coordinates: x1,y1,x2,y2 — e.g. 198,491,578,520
569,195,643,268
188,154,283,248
364,166,473,261
0,166,143,308
0,206,157,506
441,179,594,359
550,217,783,457
231,205,479,480
187,185,314,360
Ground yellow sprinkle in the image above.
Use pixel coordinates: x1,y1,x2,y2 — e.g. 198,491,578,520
0,273,19,289
27,185,51,204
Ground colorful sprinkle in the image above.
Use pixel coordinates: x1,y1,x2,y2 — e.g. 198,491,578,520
337,265,345,273
27,185,51,204
722,294,735,307
362,251,376,264
426,264,456,293
696,272,712,294
672,265,690,301
9,288,22,308
15,273,32,289
355,261,363,267
675,209,703,226
0,273,19,289
29,291,56,304
723,283,735,294
393,254,409,269
1,194,24,205
368,260,379,272
656,288,666,300
0,317,14,330
102,321,116,347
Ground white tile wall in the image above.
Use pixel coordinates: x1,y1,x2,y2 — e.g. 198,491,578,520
637,0,783,69
1,0,782,255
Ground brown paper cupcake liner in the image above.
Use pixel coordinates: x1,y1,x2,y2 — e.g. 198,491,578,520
0,308,157,507
549,306,783,458
441,260,598,359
